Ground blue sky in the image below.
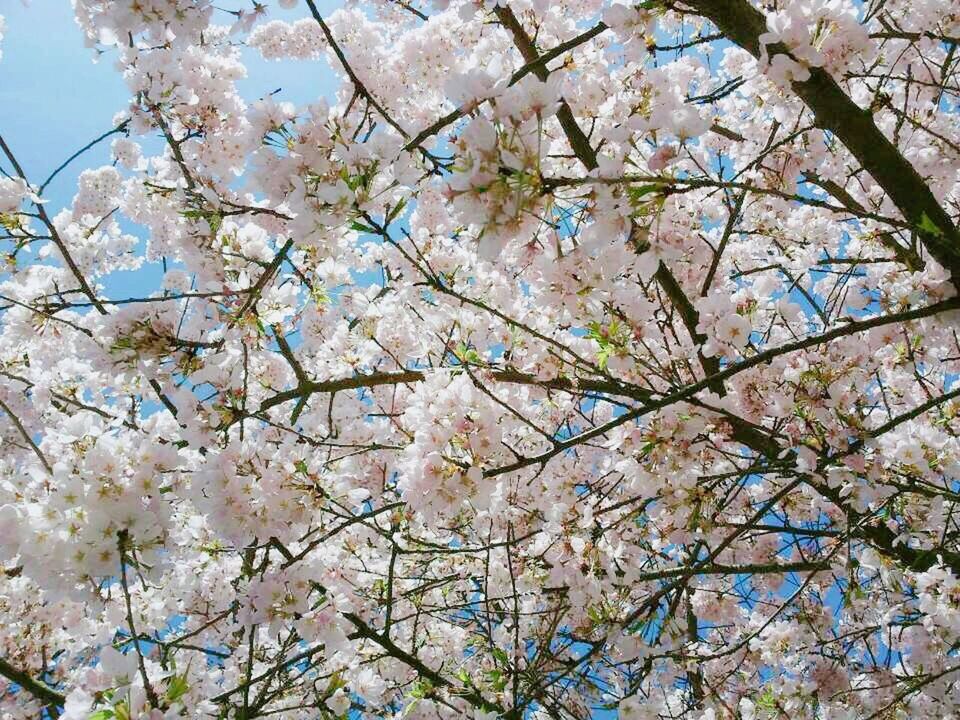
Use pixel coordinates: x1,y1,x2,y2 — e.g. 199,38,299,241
0,1,131,214
0,0,339,297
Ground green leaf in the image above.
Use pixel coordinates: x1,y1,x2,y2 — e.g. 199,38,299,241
463,348,483,365
349,221,376,233
585,322,609,349
627,184,663,201
596,346,612,371
386,197,408,224
166,673,190,703
756,687,778,710
89,711,115,720
409,679,433,699
918,212,944,238
453,343,483,366
485,669,508,692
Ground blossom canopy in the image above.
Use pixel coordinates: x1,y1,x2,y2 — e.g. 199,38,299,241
2,1,960,719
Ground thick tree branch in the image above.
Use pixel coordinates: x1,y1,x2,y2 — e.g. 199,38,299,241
683,0,960,281
0,657,65,713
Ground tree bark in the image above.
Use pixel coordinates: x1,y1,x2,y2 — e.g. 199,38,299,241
684,0,960,281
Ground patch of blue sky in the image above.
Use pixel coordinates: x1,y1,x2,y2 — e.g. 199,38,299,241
0,2,377,422
0,0,342,299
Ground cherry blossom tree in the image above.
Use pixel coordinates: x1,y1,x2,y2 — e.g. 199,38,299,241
2,0,960,718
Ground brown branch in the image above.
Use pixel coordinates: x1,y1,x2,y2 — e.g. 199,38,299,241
118,533,160,709
403,21,609,153
483,296,960,478
304,0,410,139
0,396,53,475
683,0,960,282
0,134,107,314
256,368,654,417
491,7,731,399
0,657,64,712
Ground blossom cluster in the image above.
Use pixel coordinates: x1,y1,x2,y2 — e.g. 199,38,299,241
1,0,960,719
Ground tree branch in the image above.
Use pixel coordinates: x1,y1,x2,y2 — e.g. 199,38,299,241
683,0,960,281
